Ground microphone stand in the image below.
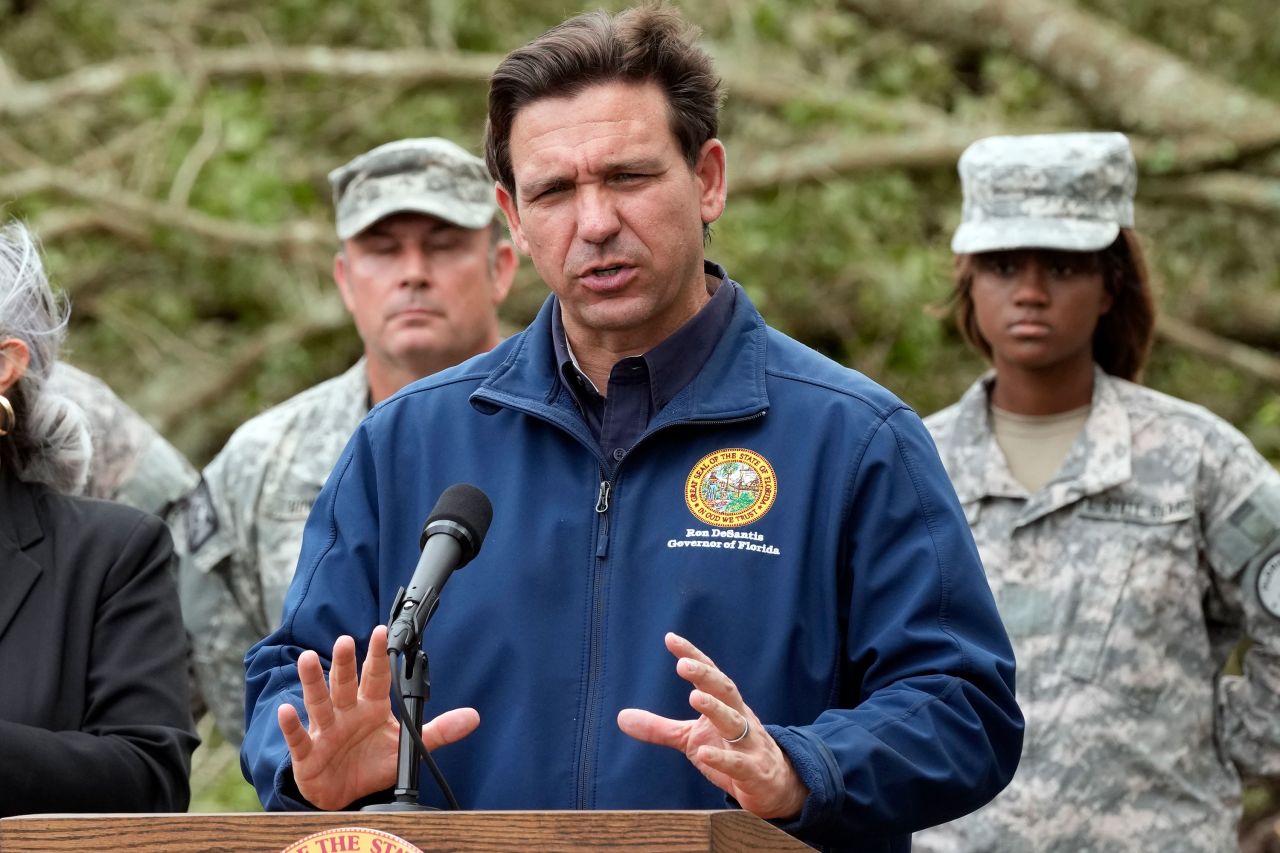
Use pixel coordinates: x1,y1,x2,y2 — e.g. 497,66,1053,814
363,590,437,812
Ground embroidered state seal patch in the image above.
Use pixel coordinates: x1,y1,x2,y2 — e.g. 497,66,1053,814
685,448,777,528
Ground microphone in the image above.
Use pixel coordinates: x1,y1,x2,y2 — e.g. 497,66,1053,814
386,483,493,654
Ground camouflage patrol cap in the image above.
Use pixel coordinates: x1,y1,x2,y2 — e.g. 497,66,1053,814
328,137,496,240
951,132,1136,255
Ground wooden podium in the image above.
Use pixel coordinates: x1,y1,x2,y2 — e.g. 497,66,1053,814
0,810,813,852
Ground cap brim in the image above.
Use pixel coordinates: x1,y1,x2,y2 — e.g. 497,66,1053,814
951,218,1120,255
337,192,495,240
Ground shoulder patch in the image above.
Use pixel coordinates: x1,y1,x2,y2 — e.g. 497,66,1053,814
182,478,220,553
1259,553,1280,620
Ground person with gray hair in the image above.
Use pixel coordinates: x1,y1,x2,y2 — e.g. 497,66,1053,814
0,224,91,495
173,136,516,745
0,221,198,816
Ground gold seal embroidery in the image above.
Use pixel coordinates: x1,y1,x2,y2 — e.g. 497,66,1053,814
685,448,777,528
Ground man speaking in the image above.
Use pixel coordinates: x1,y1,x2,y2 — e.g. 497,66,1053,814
242,6,1022,849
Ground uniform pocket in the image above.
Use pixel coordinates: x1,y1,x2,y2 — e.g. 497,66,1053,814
1059,532,1139,683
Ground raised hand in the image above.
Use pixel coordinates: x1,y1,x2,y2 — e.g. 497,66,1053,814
616,632,808,820
278,624,480,810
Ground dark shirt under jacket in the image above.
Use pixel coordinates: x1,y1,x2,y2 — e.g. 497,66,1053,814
553,261,737,477
0,465,198,816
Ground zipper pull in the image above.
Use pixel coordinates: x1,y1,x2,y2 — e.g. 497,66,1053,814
595,480,611,513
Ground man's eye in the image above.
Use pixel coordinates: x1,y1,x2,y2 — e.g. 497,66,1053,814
534,183,568,200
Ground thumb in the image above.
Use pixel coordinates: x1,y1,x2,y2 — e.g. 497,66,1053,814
421,707,480,751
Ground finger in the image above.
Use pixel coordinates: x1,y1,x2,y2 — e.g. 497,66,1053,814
328,634,360,712
690,688,749,741
358,624,392,702
695,742,754,779
617,707,687,748
298,649,335,730
676,656,745,712
421,707,481,751
278,702,313,764
665,632,716,668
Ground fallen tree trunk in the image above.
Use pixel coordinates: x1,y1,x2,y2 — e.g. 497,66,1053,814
840,0,1280,156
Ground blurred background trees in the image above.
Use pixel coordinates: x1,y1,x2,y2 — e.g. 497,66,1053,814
2,0,1277,842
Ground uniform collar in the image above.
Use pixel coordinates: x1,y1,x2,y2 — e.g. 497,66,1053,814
344,356,374,415
948,365,1132,525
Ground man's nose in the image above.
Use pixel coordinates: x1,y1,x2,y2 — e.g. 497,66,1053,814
398,247,431,287
576,187,622,244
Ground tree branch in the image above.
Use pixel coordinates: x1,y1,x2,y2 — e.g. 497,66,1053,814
839,0,1280,156
1143,173,1280,216
1,164,330,255
1156,314,1280,386
154,299,352,434
730,132,1280,207
0,43,946,130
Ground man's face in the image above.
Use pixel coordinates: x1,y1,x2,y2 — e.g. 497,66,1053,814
496,80,726,353
335,211,514,378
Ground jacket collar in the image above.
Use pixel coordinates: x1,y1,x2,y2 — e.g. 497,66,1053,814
948,365,1132,527
0,466,46,643
0,464,44,550
472,263,770,433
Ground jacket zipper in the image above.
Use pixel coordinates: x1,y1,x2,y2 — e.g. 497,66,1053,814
577,469,613,808
573,412,766,808
469,390,766,810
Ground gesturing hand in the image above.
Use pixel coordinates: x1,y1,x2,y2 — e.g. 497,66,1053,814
278,624,480,810
616,632,808,820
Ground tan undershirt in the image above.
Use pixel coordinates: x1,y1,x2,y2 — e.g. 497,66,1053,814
991,403,1091,494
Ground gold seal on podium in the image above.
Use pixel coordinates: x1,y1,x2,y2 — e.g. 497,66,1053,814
280,826,424,853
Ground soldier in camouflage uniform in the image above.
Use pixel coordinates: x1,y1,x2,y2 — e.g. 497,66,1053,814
47,362,197,516
916,133,1280,852
173,137,517,744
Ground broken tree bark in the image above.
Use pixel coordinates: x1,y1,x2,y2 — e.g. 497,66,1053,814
840,0,1280,157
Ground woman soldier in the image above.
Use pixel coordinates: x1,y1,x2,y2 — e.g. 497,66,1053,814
916,132,1280,852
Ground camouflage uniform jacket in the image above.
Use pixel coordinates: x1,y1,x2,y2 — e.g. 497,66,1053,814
916,367,1280,852
48,363,198,515
175,359,369,744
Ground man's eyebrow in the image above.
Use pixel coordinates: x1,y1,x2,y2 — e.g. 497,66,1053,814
519,157,668,197
600,156,665,173
520,174,571,197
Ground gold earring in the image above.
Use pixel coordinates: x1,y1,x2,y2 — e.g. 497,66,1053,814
0,394,14,436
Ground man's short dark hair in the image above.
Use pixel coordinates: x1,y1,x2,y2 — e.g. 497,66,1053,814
484,3,723,200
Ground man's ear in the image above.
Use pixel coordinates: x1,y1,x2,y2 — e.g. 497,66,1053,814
0,338,31,395
495,183,531,256
693,138,727,226
490,241,518,306
333,250,357,314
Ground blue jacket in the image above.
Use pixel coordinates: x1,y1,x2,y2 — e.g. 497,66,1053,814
243,274,1022,851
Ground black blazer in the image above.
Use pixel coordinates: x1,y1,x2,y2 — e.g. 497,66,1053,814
0,466,198,815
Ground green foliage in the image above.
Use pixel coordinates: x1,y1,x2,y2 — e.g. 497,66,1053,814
3,0,1277,817
0,0,1273,470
